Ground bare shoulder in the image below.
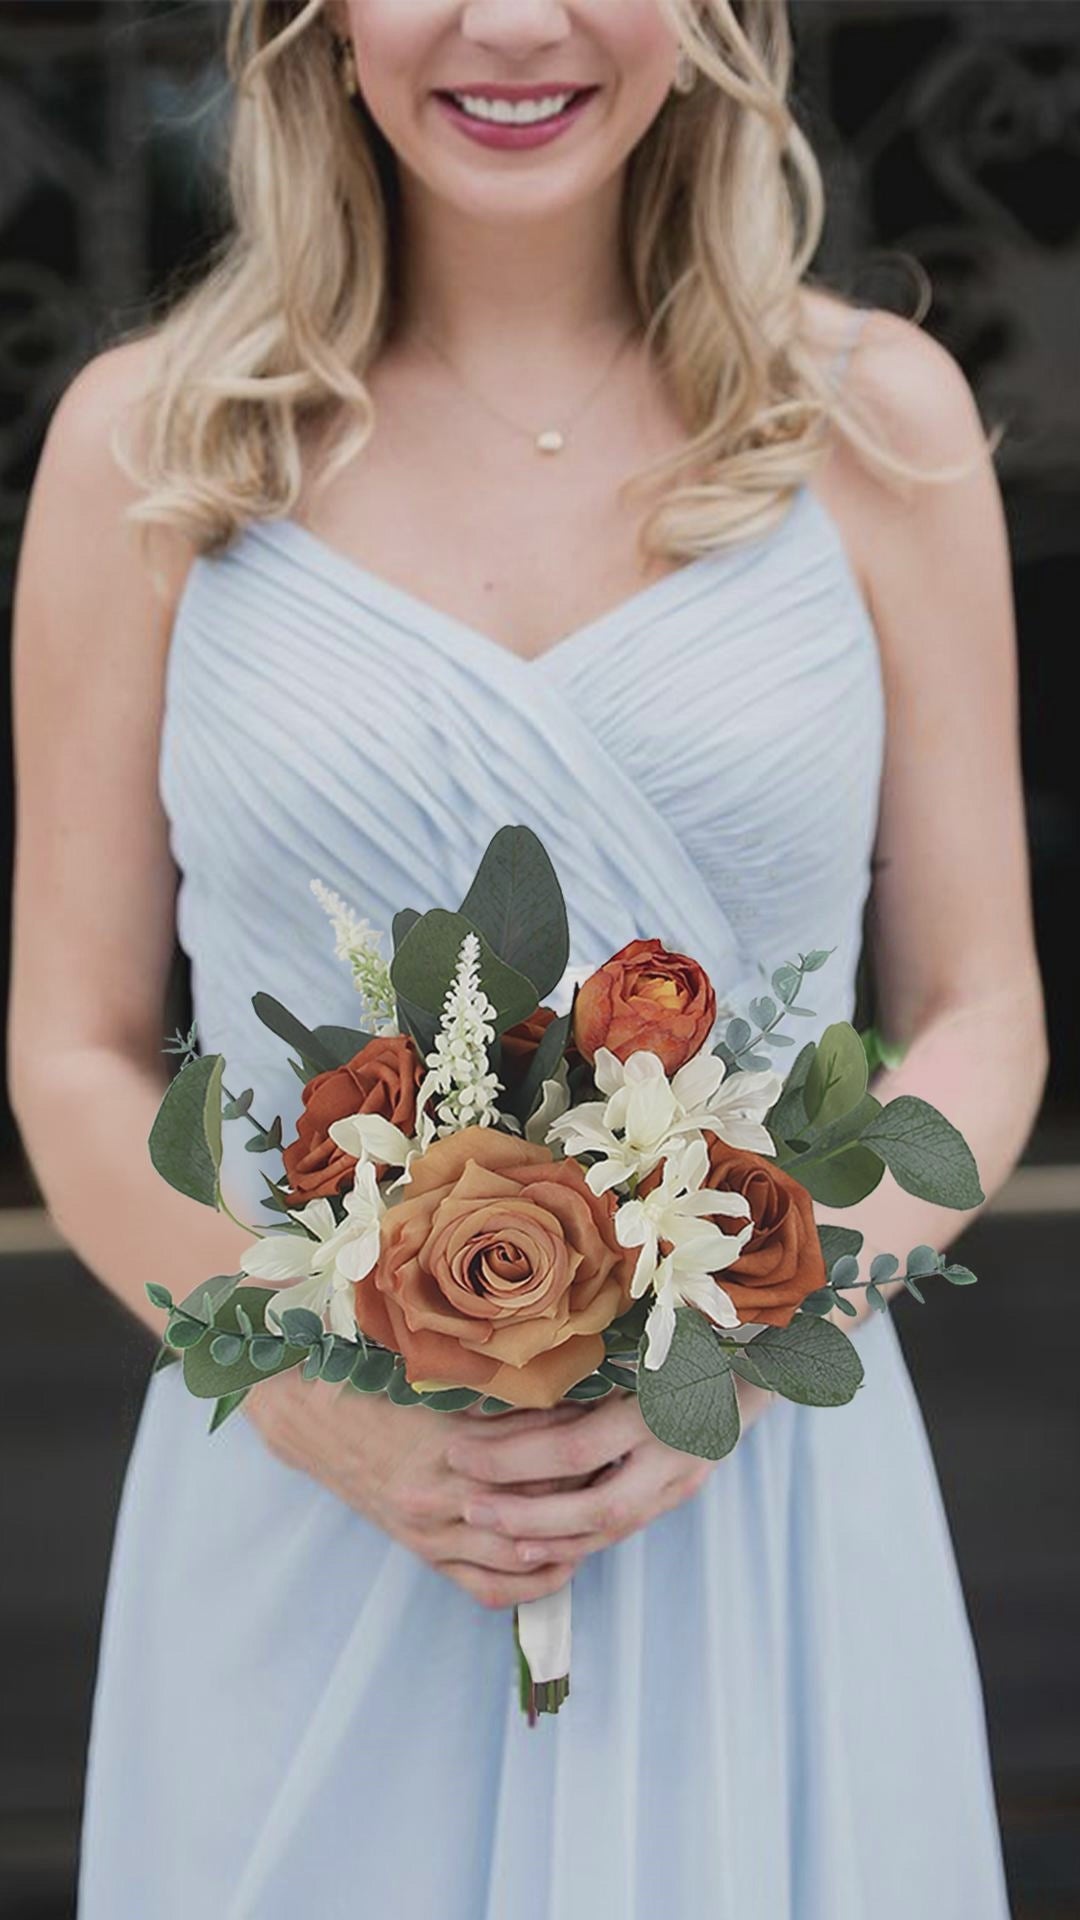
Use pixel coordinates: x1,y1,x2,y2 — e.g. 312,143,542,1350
800,286,986,467
18,330,194,620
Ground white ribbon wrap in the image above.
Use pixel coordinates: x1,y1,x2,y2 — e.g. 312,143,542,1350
517,1582,572,1685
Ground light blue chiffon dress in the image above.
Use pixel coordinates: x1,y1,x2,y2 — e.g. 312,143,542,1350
77,324,1012,1918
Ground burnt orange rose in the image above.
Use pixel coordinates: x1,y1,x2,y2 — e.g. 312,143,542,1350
573,937,716,1075
641,1137,826,1328
352,1126,636,1409
499,1005,583,1082
281,1035,425,1202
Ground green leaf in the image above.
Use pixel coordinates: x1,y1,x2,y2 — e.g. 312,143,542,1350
182,1287,307,1397
772,964,801,1004
802,949,832,972
178,1272,240,1323
309,1025,374,1070
302,1346,323,1380
903,1276,927,1304
636,1309,742,1460
829,1254,861,1289
152,1342,181,1372
208,1389,250,1432
165,1314,210,1350
209,1332,244,1367
732,1315,863,1406
349,1347,396,1393
145,1282,174,1311
795,1142,884,1207
415,1386,483,1411
749,996,777,1028
799,1289,836,1317
943,1263,978,1286
148,1052,226,1207
279,1306,325,1346
478,1395,515,1415
563,1372,614,1401
250,1336,286,1372
765,1042,816,1145
906,1244,942,1278
390,907,539,1037
458,824,570,1002
222,1088,254,1120
833,1294,858,1316
598,1358,638,1388
726,1017,752,1052
870,1253,900,1282
392,908,421,952
511,1010,572,1127
804,1023,868,1128
817,1224,863,1268
866,1282,888,1312
250,993,347,1078
387,1361,425,1406
859,1096,984,1209
319,1341,360,1385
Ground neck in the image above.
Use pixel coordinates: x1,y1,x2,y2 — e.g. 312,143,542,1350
392,172,637,366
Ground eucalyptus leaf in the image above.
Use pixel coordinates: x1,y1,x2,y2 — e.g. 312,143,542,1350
209,1332,244,1368
250,993,345,1077
148,1052,226,1207
829,1254,861,1289
726,1017,752,1052
458,824,570,1001
772,964,801,1003
636,1309,742,1460
792,1142,884,1207
349,1347,396,1393
152,1343,181,1372
145,1282,173,1311
390,908,539,1037
866,1283,888,1312
860,1097,984,1209
802,949,832,971
310,1024,375,1069
279,1306,325,1346
817,1224,863,1268
563,1372,614,1401
749,997,777,1028
392,907,421,952
182,1287,307,1397
943,1263,978,1286
765,1042,816,1145
415,1386,483,1411
478,1396,515,1415
208,1389,250,1432
222,1088,254,1120
319,1342,359,1385
387,1362,425,1406
906,1244,942,1278
165,1315,209,1351
804,1023,869,1128
732,1315,863,1407
870,1253,900,1282
512,1010,572,1128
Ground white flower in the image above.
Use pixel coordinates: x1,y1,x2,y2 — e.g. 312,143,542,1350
415,930,504,1138
545,1044,782,1194
310,878,397,1034
614,1139,756,1370
237,1160,386,1340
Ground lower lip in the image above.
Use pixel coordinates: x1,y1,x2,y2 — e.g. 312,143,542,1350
432,89,597,150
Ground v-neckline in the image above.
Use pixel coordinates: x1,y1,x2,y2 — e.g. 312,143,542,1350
250,480,815,672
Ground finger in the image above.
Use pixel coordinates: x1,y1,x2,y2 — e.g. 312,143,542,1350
447,1395,641,1486
438,1556,576,1612
462,1447,676,1540
435,1523,568,1576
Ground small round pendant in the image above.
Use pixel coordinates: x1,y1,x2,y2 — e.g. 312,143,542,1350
535,429,565,454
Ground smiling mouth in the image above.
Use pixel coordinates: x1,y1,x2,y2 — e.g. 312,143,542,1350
434,86,598,127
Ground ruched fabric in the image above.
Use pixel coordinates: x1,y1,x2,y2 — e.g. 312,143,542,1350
77,466,1012,1918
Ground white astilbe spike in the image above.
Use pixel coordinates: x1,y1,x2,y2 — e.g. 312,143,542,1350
310,878,397,1033
415,931,504,1139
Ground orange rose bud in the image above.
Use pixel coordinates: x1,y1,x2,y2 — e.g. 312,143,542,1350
280,1034,424,1202
689,1138,828,1328
572,937,717,1075
353,1126,637,1409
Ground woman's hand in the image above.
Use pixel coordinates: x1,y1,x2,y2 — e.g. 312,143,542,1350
243,1370,599,1611
442,1379,775,1564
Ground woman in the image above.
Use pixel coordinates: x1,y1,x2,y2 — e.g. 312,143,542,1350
9,1,1045,1914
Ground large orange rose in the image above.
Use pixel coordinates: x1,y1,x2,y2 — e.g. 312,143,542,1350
572,937,716,1075
352,1126,637,1409
641,1137,827,1328
281,1035,425,1202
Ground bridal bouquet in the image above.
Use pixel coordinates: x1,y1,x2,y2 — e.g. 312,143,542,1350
146,825,982,1722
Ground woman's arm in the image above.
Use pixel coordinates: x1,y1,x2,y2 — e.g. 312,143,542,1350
443,311,1050,1549
6,342,262,1337
6,348,588,1610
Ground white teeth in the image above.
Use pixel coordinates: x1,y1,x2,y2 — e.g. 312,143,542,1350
450,91,577,126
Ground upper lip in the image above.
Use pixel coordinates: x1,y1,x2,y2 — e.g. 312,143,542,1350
436,82,595,100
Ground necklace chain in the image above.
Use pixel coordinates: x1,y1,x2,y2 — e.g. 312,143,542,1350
415,323,639,454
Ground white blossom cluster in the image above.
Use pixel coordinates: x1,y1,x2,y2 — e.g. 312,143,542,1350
310,878,397,1033
416,931,504,1138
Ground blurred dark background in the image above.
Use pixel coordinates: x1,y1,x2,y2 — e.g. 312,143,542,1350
1,2,1078,1916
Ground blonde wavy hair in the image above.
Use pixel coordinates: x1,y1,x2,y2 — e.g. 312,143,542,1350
115,0,985,565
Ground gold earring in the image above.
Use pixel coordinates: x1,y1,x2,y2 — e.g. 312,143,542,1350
334,33,359,98
672,50,697,96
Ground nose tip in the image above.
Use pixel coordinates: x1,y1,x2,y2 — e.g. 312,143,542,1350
460,0,573,56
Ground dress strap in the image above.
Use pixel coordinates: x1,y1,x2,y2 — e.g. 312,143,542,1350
827,304,873,395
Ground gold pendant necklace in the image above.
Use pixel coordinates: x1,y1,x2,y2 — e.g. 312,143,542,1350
417,325,638,455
